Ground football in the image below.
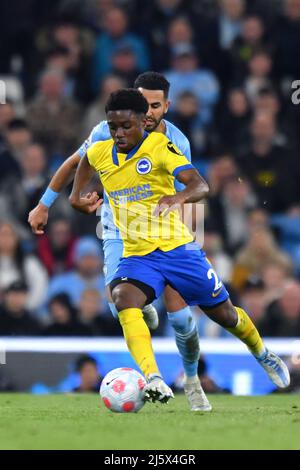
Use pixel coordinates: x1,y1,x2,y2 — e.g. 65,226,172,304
100,367,146,413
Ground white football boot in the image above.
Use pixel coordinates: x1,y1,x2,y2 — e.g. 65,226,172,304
183,375,212,412
144,375,174,404
142,304,159,330
256,349,290,388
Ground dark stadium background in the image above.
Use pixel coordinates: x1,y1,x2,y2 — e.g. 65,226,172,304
0,0,300,395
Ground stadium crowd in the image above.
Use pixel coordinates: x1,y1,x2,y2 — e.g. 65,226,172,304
0,0,300,338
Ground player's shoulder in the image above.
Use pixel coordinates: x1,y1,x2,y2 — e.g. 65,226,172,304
88,138,113,158
164,120,190,149
147,131,169,146
90,120,110,142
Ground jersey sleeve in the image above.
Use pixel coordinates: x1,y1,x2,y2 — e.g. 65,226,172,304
161,140,194,179
87,142,102,171
77,121,111,158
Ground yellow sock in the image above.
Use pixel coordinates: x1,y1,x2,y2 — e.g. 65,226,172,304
227,306,266,358
118,308,160,378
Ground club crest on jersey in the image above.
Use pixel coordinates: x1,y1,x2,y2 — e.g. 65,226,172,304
136,157,152,175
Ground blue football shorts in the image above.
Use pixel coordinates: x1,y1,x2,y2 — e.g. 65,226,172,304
110,242,229,309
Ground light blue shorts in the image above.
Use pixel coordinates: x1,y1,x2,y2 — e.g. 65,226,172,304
102,238,124,285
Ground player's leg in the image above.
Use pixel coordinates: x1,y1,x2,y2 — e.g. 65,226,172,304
103,238,159,329
162,242,290,389
111,256,173,403
202,299,290,388
164,286,211,411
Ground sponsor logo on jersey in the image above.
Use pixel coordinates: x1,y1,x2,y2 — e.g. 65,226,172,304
167,142,183,156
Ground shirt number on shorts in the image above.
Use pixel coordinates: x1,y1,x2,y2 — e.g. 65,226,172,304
207,268,222,293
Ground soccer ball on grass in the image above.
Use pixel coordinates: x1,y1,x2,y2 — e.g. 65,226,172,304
100,367,146,413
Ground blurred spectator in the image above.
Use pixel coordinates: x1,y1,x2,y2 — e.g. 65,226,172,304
92,6,149,90
237,111,299,213
243,48,273,105
73,355,102,393
169,91,210,158
0,119,32,186
44,293,92,336
273,0,300,82
240,276,269,333
208,177,257,254
82,75,125,137
203,230,232,283
37,217,77,276
0,101,16,142
47,236,105,306
218,0,245,50
231,15,268,79
263,280,300,336
165,43,220,123
215,88,250,153
78,288,120,336
247,207,270,235
261,262,289,305
0,281,41,336
207,154,238,197
271,209,300,275
111,44,140,86
196,0,245,85
0,222,48,311
0,143,48,226
151,15,195,72
37,20,95,103
232,227,292,291
138,0,187,69
26,68,81,158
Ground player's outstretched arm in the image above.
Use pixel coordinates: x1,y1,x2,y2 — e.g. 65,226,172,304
28,152,81,235
154,169,209,217
69,155,103,214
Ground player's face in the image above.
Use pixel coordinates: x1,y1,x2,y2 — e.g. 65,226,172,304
138,88,170,132
107,110,146,153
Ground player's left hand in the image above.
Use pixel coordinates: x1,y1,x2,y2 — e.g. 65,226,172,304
153,194,185,217
70,191,103,214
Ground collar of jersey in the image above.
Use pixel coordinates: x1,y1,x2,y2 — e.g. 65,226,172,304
112,131,148,166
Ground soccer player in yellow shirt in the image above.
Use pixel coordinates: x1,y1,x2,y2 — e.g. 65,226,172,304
70,89,290,405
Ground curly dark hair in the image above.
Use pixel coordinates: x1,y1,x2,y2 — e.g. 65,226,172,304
105,88,149,115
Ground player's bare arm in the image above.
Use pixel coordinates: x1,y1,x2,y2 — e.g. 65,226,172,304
69,154,103,214
154,169,209,217
28,152,81,234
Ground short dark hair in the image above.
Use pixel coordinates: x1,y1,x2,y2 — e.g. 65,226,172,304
7,119,30,132
134,72,170,99
75,355,98,373
105,88,149,115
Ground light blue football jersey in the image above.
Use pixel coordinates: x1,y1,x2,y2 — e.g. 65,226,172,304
77,120,192,240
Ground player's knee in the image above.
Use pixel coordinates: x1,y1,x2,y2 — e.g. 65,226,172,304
111,285,143,312
220,302,238,328
111,286,129,311
205,300,238,328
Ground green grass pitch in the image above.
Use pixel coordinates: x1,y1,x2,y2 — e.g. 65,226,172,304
0,393,299,450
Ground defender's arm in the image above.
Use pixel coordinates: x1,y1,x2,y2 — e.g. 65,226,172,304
69,154,103,214
28,152,81,234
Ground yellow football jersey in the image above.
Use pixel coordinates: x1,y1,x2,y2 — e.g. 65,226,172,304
87,132,194,257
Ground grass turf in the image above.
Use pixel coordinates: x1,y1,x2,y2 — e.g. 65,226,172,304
0,393,299,450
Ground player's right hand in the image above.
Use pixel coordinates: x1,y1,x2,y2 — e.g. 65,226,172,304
28,203,49,235
69,191,103,214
